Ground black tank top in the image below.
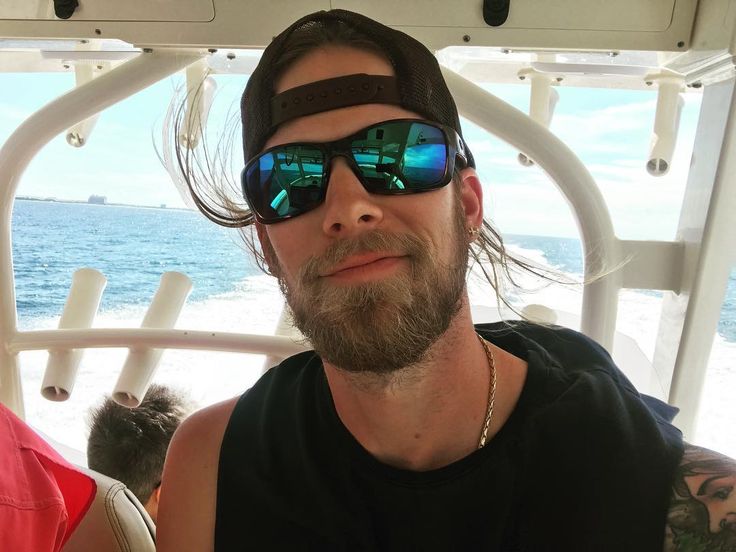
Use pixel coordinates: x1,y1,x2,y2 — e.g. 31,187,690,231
216,322,683,551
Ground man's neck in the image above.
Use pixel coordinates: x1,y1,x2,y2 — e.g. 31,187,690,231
323,306,524,472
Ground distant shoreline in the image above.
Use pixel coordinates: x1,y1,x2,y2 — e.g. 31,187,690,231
14,197,583,239
15,196,191,212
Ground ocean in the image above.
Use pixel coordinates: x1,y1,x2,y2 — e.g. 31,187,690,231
9,199,736,459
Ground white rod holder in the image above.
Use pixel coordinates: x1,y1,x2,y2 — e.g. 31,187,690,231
647,75,684,176
67,116,100,148
113,271,192,407
66,61,101,147
41,268,106,401
518,68,559,166
179,59,216,149
531,75,559,128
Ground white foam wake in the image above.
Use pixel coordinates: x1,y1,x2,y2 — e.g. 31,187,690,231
20,274,282,456
19,256,736,461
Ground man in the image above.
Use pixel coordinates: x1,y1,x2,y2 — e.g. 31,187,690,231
87,384,192,523
158,10,735,551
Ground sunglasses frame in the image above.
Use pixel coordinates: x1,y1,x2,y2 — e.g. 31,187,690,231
241,118,471,224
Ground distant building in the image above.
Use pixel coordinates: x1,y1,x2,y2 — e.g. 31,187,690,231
88,195,107,205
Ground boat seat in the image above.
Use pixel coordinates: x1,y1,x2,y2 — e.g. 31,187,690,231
62,466,155,552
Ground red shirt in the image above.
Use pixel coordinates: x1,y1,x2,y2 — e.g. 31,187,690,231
0,403,95,552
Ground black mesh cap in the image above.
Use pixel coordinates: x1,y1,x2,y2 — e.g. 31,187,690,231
241,9,473,166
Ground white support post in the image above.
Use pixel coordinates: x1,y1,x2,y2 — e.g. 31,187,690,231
66,39,105,148
657,78,736,439
0,48,204,417
179,58,217,149
646,73,685,176
517,66,559,166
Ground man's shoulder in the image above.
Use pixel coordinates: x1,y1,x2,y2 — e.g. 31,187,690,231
249,349,322,399
476,320,621,387
158,397,238,551
481,321,682,460
224,350,324,432
476,324,685,551
496,322,678,425
264,349,322,377
477,319,606,351
481,320,610,359
169,396,239,457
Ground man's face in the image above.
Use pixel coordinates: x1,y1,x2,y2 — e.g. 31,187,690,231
257,45,478,374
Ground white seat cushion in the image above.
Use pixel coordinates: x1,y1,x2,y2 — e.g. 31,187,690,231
62,467,155,552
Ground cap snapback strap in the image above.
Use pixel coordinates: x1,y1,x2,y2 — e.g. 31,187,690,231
270,74,401,128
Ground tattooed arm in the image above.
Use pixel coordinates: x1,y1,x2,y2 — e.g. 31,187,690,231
664,444,736,551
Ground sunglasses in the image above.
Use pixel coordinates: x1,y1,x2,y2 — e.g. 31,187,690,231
241,119,471,224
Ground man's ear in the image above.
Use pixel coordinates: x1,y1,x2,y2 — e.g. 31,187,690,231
255,222,281,276
458,167,484,231
144,484,161,522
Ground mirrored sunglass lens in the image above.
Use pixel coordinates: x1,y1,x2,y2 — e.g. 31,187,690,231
352,121,448,191
246,146,325,220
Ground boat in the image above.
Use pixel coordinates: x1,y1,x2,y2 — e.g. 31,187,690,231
0,0,734,545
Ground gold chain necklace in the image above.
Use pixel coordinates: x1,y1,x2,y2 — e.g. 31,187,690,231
476,334,497,449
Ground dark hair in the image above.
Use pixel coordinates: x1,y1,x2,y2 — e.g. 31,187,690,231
87,384,194,504
172,14,569,307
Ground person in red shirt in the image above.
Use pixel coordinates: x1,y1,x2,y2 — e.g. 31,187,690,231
0,403,95,552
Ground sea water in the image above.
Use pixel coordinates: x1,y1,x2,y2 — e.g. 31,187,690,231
10,199,736,459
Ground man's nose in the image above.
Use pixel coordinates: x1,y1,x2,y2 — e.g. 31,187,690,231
321,157,384,237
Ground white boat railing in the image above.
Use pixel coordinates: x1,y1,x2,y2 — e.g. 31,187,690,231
0,48,204,416
443,68,623,351
8,328,306,357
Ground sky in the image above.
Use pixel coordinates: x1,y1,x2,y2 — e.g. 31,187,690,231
0,69,703,240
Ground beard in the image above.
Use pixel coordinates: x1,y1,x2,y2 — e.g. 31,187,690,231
270,207,469,375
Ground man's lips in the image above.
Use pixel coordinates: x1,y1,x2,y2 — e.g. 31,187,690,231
321,252,405,278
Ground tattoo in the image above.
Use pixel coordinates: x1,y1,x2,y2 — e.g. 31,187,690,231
665,444,736,551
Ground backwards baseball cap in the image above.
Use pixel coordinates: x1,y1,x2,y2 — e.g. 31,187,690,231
241,9,473,167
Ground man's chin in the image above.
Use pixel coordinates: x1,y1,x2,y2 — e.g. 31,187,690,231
316,337,429,377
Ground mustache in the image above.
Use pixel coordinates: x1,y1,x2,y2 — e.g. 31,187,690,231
298,230,428,283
